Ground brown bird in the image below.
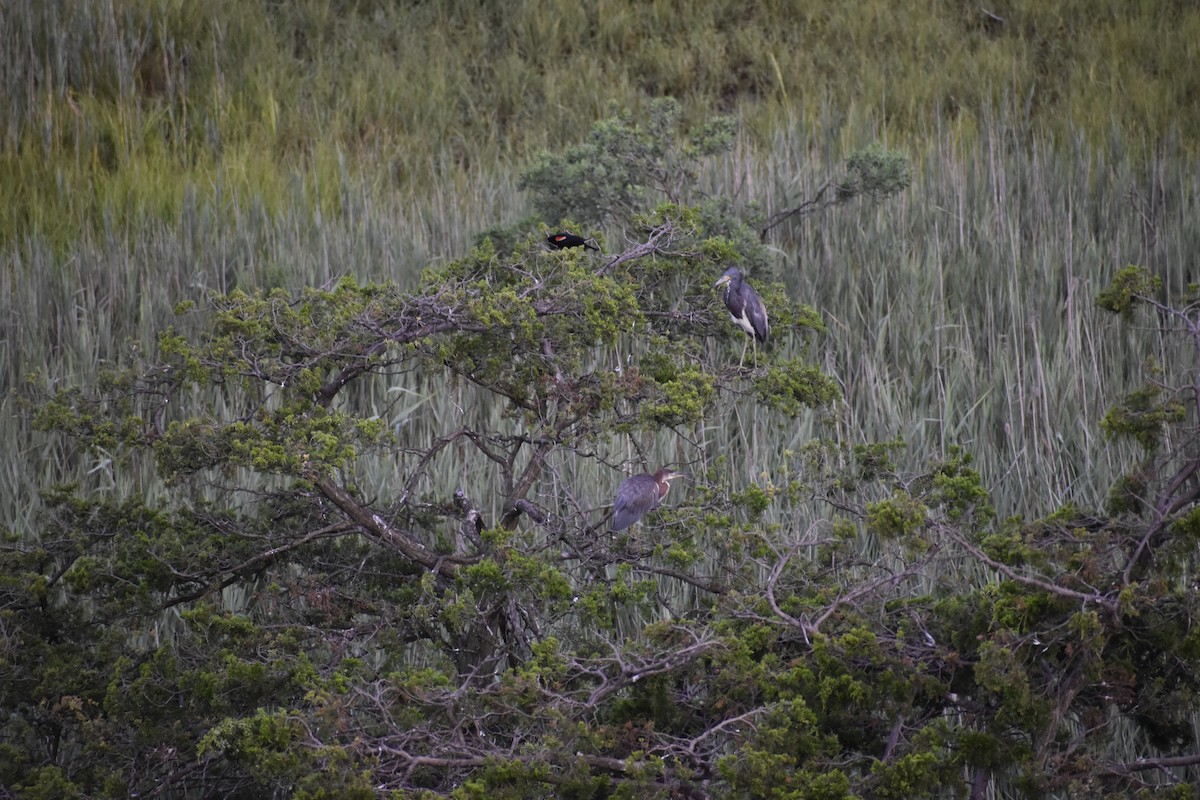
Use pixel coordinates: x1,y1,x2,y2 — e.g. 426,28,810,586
612,467,684,532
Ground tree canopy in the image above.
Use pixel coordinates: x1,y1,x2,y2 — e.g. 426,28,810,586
5,103,1200,800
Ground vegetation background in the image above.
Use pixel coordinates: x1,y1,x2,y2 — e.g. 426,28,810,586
3,0,1200,798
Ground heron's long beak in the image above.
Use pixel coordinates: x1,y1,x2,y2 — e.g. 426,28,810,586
714,275,731,288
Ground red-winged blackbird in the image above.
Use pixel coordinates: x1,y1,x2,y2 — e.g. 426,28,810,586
547,232,599,251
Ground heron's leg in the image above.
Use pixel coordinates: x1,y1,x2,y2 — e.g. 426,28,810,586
738,337,749,368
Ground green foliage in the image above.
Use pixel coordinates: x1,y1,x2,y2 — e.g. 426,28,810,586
639,364,716,427
1096,265,1163,317
869,749,949,799
924,447,994,525
754,360,842,416
974,641,1047,731
17,766,83,800
854,439,905,482
32,387,145,454
866,491,928,540
731,484,773,520
837,143,913,203
1100,384,1186,452
5,111,852,794
8,13,1200,796
520,97,734,227
198,709,301,782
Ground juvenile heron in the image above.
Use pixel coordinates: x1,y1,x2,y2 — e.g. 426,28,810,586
547,232,599,251
612,467,684,532
714,266,769,367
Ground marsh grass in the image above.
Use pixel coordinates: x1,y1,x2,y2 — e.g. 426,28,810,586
2,3,1196,691
5,109,1193,563
756,113,1194,512
4,0,1199,246
4,6,1199,793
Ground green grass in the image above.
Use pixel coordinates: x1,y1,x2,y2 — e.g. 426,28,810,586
2,0,1196,606
4,112,1193,545
3,6,1198,794
3,0,1199,246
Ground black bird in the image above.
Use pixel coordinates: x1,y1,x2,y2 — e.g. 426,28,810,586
714,266,769,367
547,232,599,251
612,467,684,532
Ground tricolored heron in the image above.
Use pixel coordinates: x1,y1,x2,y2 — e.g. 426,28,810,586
612,467,684,532
714,266,769,367
547,232,599,251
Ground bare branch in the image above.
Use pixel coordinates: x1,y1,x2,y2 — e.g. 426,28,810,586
596,221,680,276
937,523,1120,614
309,472,469,576
759,181,834,240
1107,752,1200,775
159,521,356,609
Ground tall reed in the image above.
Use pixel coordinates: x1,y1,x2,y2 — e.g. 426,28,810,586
4,115,1193,548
